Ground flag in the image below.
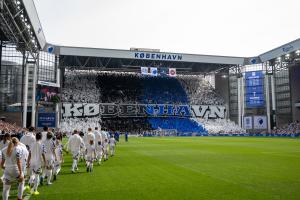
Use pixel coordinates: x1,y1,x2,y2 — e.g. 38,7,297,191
141,67,148,75
159,67,168,76
150,67,158,76
169,68,177,77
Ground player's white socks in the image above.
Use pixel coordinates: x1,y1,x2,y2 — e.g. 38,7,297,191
2,184,11,200
29,174,35,185
111,148,114,156
41,170,46,179
72,159,77,171
55,166,61,175
18,181,25,199
33,174,39,191
46,169,52,184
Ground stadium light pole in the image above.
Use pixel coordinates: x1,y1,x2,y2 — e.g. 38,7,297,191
22,62,29,128
270,73,276,128
265,63,271,133
31,57,38,127
237,75,243,128
55,57,60,128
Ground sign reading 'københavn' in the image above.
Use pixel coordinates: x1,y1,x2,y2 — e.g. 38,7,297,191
134,52,183,61
62,103,226,119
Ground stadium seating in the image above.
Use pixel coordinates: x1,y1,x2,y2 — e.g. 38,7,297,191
178,75,224,105
61,70,244,134
148,117,207,134
141,76,188,104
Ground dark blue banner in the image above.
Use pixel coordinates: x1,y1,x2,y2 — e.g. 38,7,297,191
245,71,264,79
245,78,263,86
37,113,56,128
245,71,265,108
245,86,264,94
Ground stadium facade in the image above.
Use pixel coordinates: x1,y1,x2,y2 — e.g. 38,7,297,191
0,0,300,133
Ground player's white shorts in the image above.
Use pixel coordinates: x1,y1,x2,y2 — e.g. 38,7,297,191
71,151,80,160
86,156,94,163
45,158,54,169
97,151,103,158
54,160,62,168
30,164,42,174
3,166,23,184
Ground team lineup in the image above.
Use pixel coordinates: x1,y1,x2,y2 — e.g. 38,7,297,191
0,126,118,200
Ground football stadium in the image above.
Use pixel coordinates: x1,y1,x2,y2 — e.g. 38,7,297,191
0,0,300,199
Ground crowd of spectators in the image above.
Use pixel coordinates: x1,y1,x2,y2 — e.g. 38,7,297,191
178,75,225,105
62,71,224,105
60,70,240,134
0,120,25,138
148,117,207,134
196,118,246,134
101,118,152,133
272,121,300,134
97,72,142,104
59,117,102,135
62,69,101,103
141,76,188,104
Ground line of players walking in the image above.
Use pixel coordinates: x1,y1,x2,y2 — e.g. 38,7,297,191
67,127,117,173
0,126,117,200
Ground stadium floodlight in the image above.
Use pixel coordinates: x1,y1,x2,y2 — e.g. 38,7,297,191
285,54,290,59
296,50,300,55
276,57,281,61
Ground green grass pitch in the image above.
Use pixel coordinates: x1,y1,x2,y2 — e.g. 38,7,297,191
4,137,300,200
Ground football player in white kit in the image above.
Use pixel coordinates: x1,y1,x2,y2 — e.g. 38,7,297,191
41,126,48,142
67,130,85,173
94,127,103,164
17,141,29,193
1,137,25,200
103,138,109,161
85,140,96,172
109,136,116,156
20,127,36,150
84,128,95,164
53,134,64,180
20,126,35,186
41,132,57,186
84,128,96,147
27,132,46,195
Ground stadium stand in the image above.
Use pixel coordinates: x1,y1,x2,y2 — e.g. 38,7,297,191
178,75,225,105
62,70,100,103
60,70,244,134
59,117,102,134
148,117,206,134
0,120,25,139
196,118,246,134
273,121,300,134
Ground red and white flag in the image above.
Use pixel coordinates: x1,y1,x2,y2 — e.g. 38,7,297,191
169,68,177,77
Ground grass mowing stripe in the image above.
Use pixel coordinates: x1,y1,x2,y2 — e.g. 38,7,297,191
6,137,300,200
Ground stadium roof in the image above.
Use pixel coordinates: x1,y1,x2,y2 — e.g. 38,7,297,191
0,0,46,52
55,37,300,73
259,38,300,62
57,45,259,73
